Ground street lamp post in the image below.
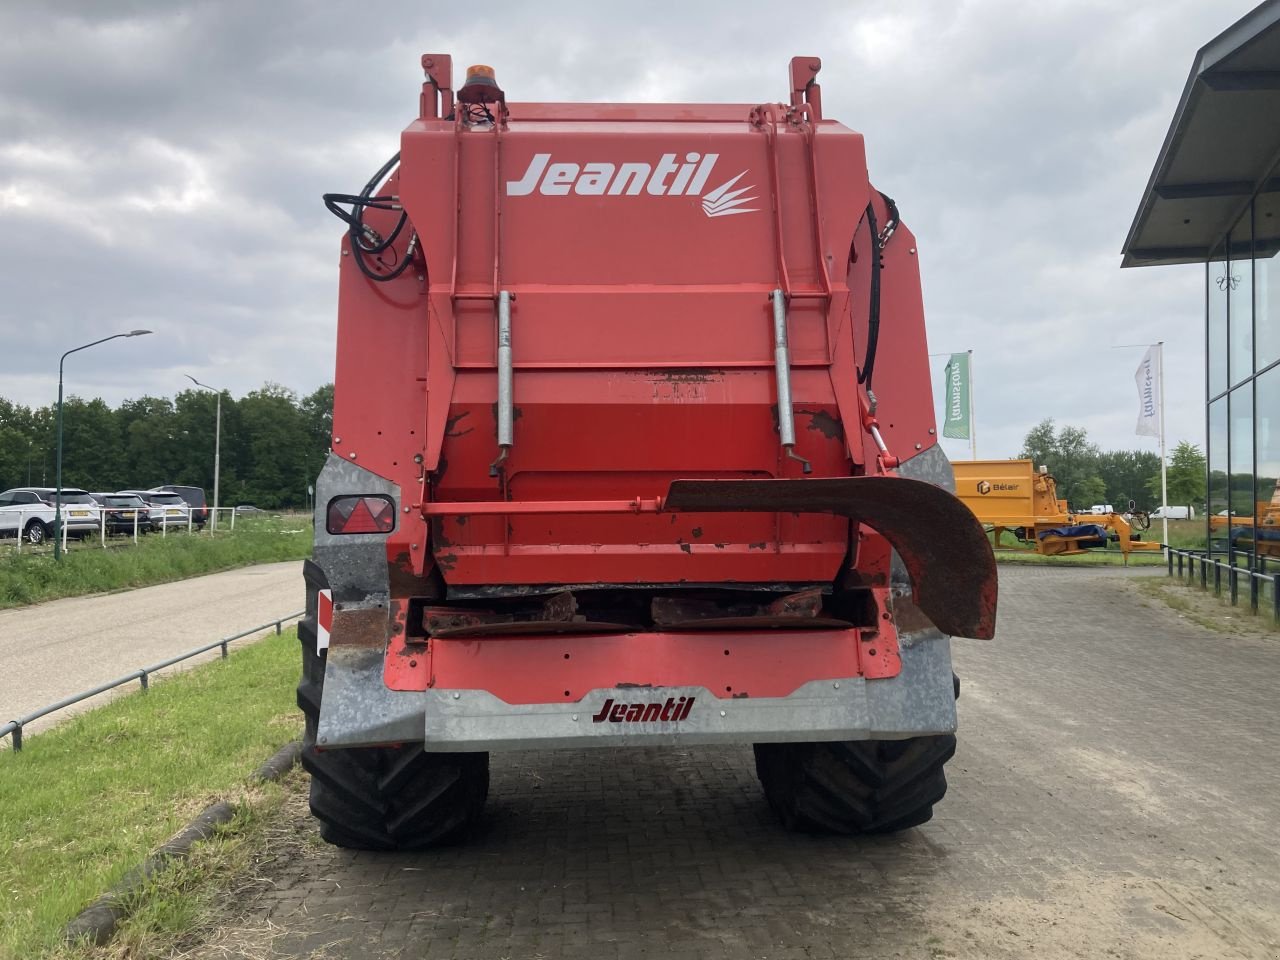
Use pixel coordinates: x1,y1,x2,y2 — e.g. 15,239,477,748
185,375,223,532
55,329,152,560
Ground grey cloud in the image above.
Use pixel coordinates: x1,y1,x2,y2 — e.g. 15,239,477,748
0,0,1256,462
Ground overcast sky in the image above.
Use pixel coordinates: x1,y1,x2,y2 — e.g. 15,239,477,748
0,0,1259,459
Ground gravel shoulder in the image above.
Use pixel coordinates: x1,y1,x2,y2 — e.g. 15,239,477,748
0,560,302,737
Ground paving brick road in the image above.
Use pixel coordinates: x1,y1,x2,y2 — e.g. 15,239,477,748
189,566,1280,959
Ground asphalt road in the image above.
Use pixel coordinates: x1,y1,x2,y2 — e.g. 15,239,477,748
0,560,303,737
188,565,1280,960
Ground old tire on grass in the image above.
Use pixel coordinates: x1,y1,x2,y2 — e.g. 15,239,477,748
297,559,489,850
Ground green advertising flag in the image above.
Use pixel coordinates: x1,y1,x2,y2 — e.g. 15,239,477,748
942,353,970,440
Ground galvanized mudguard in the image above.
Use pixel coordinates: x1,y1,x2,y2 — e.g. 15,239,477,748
664,475,997,640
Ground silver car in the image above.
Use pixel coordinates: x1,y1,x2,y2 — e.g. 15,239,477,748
118,489,191,529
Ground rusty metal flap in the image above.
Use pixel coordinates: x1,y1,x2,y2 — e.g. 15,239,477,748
664,477,997,640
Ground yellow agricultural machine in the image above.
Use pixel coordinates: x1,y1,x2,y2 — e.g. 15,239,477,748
953,460,1162,557
1212,487,1280,557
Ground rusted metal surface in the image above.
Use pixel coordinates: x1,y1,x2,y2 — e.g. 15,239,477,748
423,607,514,634
651,596,756,626
649,588,826,628
423,590,584,637
331,607,389,649
541,590,578,622
664,477,997,640
657,616,853,632
767,587,823,618
429,620,631,638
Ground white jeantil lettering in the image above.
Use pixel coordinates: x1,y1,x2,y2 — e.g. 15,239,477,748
646,154,681,195
540,162,579,195
503,152,753,217
505,153,722,198
506,153,550,195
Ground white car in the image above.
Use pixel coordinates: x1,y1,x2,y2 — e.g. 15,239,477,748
0,487,101,543
118,489,191,528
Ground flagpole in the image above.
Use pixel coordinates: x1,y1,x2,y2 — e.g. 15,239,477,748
1112,340,1169,553
968,349,976,460
1158,340,1168,553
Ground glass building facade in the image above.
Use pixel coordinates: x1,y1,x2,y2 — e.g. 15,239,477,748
1121,2,1280,614
1206,180,1280,581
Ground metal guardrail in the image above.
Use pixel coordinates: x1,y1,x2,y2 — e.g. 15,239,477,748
4,508,311,556
1166,547,1279,623
0,610,304,752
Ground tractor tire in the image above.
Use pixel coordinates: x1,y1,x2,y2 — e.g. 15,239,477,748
23,520,48,545
753,735,955,834
297,559,489,850
753,675,960,835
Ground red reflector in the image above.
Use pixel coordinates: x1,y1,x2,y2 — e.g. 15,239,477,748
327,496,396,535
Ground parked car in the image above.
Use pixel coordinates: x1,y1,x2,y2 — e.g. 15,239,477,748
118,489,191,529
1151,506,1196,520
234,504,266,516
91,492,154,535
153,485,208,529
0,487,100,543
0,489,56,543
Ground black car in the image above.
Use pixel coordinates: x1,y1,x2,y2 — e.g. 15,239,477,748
153,485,208,529
91,493,154,535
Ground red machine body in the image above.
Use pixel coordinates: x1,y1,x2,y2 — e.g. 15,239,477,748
316,55,994,734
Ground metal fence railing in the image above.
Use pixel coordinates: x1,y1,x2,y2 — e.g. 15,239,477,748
2,507,310,556
1166,547,1279,624
0,610,304,752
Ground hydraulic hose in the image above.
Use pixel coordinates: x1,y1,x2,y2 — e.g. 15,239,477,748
322,152,420,283
857,191,900,392
858,201,881,389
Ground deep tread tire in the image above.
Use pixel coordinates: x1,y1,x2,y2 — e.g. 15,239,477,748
753,673,960,835
298,559,489,850
753,734,955,834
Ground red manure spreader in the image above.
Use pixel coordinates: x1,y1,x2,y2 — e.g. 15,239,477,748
303,55,997,849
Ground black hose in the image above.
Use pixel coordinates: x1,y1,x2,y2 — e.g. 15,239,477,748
322,152,421,284
352,153,408,254
857,201,881,388
856,192,900,391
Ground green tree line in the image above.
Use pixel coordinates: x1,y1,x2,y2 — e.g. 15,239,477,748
0,383,333,509
1019,418,1206,512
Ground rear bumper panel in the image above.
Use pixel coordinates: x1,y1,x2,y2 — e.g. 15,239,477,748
317,630,955,751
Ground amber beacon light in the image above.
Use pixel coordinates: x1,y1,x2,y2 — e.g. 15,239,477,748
458,64,503,104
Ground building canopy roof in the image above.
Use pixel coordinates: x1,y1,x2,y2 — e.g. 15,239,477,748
1122,0,1280,267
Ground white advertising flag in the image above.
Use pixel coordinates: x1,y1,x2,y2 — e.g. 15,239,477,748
1134,345,1161,438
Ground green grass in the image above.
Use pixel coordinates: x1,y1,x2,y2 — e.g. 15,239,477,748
992,547,1165,567
61,779,297,960
0,628,302,959
1162,518,1209,551
0,518,311,608
1136,576,1279,635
